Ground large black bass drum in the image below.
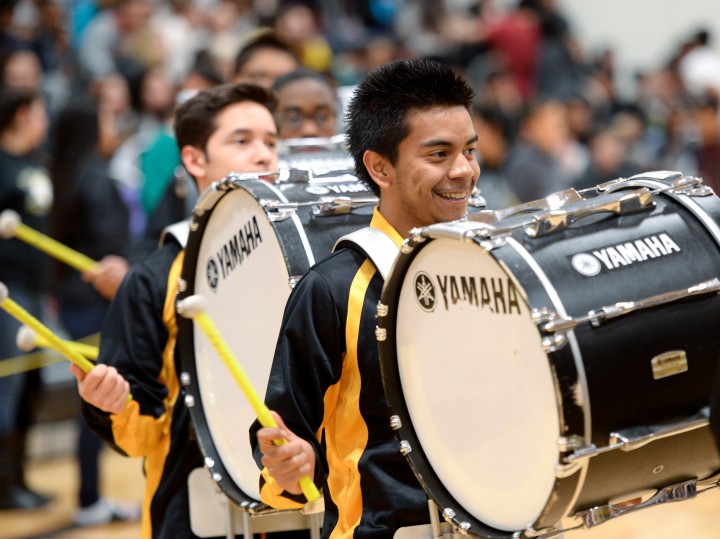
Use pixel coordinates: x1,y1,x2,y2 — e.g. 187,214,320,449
377,171,720,538
177,170,376,506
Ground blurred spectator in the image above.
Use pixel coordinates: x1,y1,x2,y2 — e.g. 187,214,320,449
677,29,720,99
0,86,53,511
480,0,543,101
691,93,720,192
48,97,135,525
231,30,300,88
274,2,332,73
272,68,337,139
201,0,256,81
504,99,574,201
574,125,642,190
534,0,587,100
0,46,41,89
470,103,519,209
76,0,165,84
108,66,177,243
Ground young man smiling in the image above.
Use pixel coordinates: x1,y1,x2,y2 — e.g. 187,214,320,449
71,83,279,538
251,59,480,538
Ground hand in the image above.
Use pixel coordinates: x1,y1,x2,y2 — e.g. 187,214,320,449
82,255,130,300
257,411,316,496
70,363,130,414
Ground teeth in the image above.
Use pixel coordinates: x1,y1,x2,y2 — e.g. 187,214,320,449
437,191,467,200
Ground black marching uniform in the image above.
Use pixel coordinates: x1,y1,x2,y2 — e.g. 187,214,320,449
250,209,429,539
81,233,204,539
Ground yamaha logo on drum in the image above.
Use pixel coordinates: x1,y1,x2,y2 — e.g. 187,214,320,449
306,182,371,196
571,233,682,277
414,272,436,312
206,258,219,290
414,272,522,314
205,215,263,291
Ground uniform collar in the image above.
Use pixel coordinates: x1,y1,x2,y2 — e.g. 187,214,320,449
370,207,404,248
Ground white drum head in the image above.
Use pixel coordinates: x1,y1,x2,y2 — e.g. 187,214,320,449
192,188,292,500
395,238,559,531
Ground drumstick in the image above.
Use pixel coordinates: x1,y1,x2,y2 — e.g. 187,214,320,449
0,282,94,373
0,209,98,273
176,295,321,503
16,325,99,360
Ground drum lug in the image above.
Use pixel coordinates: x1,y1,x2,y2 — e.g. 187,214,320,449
389,415,402,430
177,277,187,293
266,208,297,222
399,440,412,455
180,372,191,386
376,301,388,318
375,327,387,342
184,394,195,408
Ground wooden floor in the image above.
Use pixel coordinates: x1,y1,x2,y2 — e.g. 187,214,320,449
2,419,720,538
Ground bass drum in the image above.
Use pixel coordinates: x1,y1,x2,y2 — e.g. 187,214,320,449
377,171,720,537
178,171,375,505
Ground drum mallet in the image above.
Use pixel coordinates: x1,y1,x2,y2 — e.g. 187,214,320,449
16,325,99,360
0,282,94,373
176,295,321,503
0,209,98,273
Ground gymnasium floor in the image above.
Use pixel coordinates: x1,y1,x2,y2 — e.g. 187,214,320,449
3,416,720,539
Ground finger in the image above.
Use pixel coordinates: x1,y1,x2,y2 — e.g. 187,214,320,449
69,363,86,381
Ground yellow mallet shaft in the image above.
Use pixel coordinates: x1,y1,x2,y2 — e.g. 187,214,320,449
0,209,97,273
0,283,94,373
177,295,321,503
16,325,99,360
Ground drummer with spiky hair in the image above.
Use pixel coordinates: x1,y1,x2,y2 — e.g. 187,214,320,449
71,83,279,539
251,58,480,538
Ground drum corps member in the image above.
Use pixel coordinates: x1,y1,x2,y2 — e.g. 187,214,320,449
70,83,279,539
251,59,480,538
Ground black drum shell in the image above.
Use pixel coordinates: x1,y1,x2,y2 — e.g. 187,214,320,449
378,177,720,537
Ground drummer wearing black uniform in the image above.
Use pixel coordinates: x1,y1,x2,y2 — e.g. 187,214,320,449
70,83,279,539
251,59,480,538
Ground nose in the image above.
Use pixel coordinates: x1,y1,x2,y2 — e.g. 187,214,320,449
448,151,477,180
299,118,320,138
253,140,275,167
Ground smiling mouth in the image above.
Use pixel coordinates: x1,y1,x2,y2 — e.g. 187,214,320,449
436,191,469,201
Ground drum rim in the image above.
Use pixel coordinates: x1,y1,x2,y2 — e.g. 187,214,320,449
177,183,261,506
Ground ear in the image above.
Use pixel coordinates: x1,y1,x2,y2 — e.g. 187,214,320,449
362,150,393,191
181,145,207,182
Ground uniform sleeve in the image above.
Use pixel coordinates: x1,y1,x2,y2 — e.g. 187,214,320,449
81,245,178,458
250,267,346,508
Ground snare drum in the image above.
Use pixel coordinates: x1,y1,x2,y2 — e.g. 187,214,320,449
177,171,376,505
377,171,720,537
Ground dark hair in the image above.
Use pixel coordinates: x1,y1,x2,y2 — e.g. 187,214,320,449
48,98,100,268
345,58,475,196
233,32,299,77
0,86,40,133
272,68,336,94
174,82,277,154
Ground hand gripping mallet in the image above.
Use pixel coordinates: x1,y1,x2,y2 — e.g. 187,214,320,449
0,209,98,273
0,282,133,404
16,325,99,360
176,294,321,503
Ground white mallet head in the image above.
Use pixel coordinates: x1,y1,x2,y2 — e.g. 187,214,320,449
0,210,21,239
16,325,38,352
0,282,8,303
176,295,208,319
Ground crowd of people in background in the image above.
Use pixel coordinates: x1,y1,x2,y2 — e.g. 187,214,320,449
3,0,720,211
3,0,720,529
